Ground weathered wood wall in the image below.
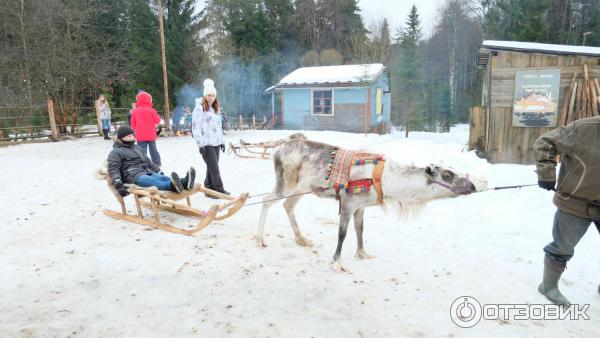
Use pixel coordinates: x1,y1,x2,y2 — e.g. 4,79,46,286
468,106,486,152
485,51,600,164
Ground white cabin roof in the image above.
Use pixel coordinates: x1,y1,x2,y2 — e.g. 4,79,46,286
481,40,600,56
276,63,385,87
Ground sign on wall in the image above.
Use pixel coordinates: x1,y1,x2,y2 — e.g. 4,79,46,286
512,69,561,127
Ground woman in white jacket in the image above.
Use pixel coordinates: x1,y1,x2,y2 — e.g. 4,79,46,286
192,79,228,197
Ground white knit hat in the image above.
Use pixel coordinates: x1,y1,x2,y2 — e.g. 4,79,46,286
203,78,217,97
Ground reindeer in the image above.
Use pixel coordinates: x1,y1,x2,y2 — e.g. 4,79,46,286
256,135,481,272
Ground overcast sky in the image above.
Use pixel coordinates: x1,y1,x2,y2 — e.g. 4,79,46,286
358,0,444,38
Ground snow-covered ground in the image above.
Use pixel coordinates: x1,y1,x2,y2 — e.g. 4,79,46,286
0,125,598,337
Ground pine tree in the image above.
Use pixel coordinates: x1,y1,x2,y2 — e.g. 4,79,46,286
391,4,425,135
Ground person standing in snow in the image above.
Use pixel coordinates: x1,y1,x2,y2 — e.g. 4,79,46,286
107,125,195,196
131,91,162,167
534,115,600,305
97,94,112,140
192,79,229,198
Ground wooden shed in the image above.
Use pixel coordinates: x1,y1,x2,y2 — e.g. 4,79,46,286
265,64,391,133
470,40,600,164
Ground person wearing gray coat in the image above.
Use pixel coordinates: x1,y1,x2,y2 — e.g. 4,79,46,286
534,115,600,305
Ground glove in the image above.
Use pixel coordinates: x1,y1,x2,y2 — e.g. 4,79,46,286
114,179,129,197
220,144,225,153
199,147,206,156
538,180,556,191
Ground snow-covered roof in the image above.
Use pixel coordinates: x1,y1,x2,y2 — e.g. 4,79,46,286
275,64,385,88
481,40,600,56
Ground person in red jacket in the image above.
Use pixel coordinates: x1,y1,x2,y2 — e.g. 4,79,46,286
131,91,162,167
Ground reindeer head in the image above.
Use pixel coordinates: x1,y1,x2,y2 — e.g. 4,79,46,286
424,165,477,195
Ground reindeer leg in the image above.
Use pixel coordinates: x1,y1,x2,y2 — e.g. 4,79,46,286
283,195,312,247
332,205,353,273
255,190,281,248
353,208,375,259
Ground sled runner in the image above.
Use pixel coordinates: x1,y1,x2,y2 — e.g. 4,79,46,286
99,175,248,235
228,139,276,159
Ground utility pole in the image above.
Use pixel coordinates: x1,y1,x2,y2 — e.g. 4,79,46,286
157,0,171,130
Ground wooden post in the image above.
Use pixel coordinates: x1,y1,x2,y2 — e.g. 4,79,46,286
239,115,244,130
591,77,598,117
94,99,103,136
252,115,256,129
576,80,583,120
47,99,59,142
567,81,578,124
559,85,572,127
157,0,170,131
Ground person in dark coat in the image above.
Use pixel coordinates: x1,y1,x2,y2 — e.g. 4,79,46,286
131,91,162,167
108,125,195,196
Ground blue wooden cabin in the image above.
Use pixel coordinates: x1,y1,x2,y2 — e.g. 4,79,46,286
266,63,391,133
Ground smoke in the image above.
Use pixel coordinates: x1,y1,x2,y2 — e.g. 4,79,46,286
176,83,202,109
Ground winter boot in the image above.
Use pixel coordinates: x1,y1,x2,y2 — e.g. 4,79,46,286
538,256,571,306
180,167,196,190
170,172,184,193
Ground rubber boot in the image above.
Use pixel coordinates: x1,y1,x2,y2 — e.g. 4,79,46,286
538,256,571,305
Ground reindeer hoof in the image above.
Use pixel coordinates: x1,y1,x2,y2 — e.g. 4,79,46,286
355,250,376,259
254,236,267,248
331,260,350,273
295,236,313,247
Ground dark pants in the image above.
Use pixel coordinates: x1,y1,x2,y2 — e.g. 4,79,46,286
200,145,224,192
544,209,600,264
137,141,161,167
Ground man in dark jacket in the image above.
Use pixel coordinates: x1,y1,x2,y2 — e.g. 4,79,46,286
108,125,195,196
534,115,600,305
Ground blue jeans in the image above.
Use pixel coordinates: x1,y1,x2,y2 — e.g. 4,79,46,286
101,119,111,129
135,173,172,191
137,141,161,167
544,209,600,264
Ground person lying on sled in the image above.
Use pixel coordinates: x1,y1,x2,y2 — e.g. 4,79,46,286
108,125,196,197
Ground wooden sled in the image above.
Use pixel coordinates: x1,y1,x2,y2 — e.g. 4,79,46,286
103,184,249,236
228,139,276,159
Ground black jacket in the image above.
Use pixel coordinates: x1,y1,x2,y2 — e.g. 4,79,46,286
107,140,160,184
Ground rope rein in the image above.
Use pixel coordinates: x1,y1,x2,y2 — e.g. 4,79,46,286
241,182,540,207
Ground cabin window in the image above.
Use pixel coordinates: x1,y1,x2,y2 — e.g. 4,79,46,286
312,89,334,115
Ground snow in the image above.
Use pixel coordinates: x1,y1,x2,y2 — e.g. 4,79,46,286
276,64,385,87
1,126,598,337
482,40,600,56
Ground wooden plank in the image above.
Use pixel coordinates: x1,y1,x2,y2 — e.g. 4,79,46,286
559,84,572,127
469,106,486,151
567,81,578,124
595,79,600,114
576,80,583,120
591,76,598,117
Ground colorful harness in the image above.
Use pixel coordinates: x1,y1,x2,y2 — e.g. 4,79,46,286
324,148,385,205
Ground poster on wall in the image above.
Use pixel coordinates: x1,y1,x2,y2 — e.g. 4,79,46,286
512,69,561,127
